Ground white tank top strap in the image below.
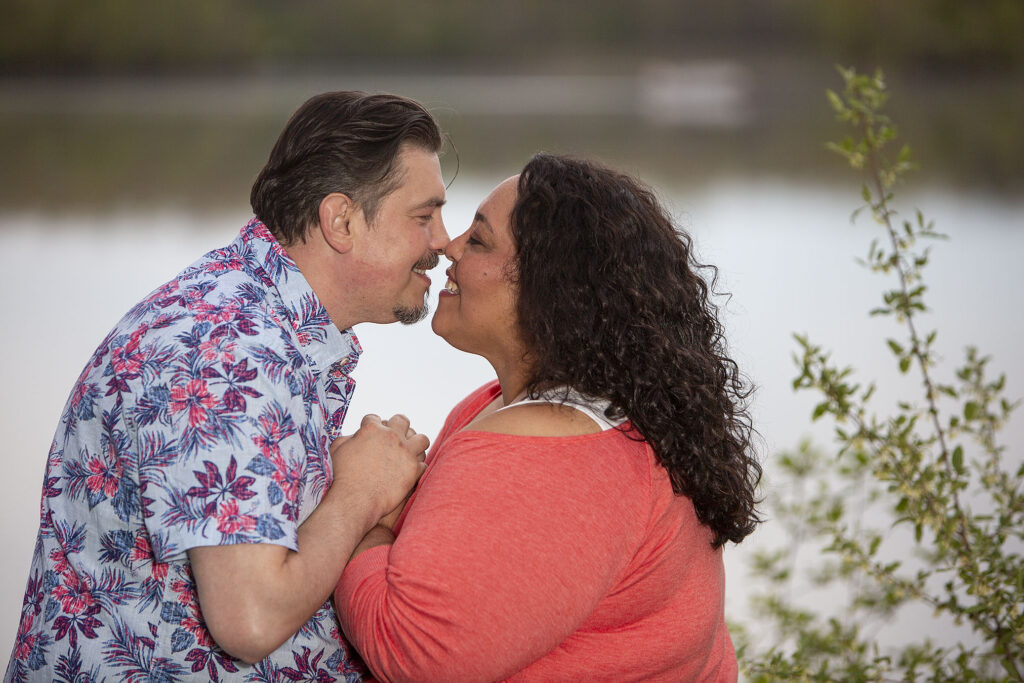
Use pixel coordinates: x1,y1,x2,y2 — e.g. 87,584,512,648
498,387,627,431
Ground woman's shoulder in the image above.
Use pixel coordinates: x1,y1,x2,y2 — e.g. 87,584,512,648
451,412,652,485
467,401,603,437
435,384,655,489
438,381,502,428
454,380,503,416
430,380,503,451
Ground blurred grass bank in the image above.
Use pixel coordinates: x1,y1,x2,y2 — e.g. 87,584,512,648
1,0,1022,212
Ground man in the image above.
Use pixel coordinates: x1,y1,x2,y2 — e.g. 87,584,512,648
6,91,449,681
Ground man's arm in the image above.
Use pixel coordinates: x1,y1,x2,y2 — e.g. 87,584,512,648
188,414,426,664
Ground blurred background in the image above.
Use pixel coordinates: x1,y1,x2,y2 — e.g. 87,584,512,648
2,0,1023,663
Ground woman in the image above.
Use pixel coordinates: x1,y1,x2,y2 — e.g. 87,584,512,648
334,154,761,681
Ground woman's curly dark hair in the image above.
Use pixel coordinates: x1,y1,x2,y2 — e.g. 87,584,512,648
511,153,761,547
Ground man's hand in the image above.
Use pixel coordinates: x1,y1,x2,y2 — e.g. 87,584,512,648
330,413,427,522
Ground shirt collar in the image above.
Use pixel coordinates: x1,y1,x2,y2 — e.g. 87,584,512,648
239,217,362,374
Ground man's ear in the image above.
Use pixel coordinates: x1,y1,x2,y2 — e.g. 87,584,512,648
318,193,356,253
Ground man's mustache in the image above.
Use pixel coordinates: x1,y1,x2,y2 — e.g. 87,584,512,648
414,251,440,272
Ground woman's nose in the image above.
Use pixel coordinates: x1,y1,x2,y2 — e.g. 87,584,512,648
445,230,468,261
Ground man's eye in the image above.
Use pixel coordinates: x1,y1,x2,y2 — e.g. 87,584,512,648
467,235,482,246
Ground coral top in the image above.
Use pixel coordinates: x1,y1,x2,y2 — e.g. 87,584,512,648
335,381,737,682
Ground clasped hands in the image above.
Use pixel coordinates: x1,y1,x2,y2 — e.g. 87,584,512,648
330,413,427,530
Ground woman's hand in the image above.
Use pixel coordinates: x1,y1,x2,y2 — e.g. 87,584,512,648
379,491,413,531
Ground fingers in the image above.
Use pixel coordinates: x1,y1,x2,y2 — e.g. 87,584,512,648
365,413,424,442
407,433,430,455
361,412,411,433
384,413,419,438
355,413,429,453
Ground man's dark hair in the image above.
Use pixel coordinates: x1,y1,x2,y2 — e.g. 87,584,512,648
250,91,443,245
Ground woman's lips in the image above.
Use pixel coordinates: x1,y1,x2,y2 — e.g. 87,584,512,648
442,266,460,295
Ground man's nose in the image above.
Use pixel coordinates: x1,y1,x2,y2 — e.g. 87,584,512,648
429,217,450,252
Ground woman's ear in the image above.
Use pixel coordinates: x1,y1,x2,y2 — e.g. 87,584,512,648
318,193,356,253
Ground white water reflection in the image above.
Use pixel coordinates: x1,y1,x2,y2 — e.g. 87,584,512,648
1,178,1022,659
1,65,751,125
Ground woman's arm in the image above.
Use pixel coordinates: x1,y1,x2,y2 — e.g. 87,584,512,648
334,432,642,682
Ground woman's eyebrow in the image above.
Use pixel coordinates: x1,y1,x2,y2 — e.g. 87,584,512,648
473,211,494,236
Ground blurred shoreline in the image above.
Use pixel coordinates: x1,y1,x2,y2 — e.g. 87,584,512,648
2,62,1022,214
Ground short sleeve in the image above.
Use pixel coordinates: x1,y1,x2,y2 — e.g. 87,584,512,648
133,313,318,563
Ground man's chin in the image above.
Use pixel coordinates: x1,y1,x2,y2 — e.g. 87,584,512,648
393,300,430,325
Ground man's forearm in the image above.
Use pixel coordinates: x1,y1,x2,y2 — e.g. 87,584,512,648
190,415,427,664
189,482,384,664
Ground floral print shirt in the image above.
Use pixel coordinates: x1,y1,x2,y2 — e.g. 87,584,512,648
6,218,367,682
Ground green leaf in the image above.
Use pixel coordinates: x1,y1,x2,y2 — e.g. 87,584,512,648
899,356,911,373
826,89,844,114
952,446,964,474
886,339,904,355
964,402,980,420
1003,659,1019,678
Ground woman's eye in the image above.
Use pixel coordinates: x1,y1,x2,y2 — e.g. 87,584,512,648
467,235,482,246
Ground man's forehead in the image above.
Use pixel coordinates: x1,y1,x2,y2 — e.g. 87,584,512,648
392,147,445,200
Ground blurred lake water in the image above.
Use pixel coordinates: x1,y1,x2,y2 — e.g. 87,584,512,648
1,69,1022,663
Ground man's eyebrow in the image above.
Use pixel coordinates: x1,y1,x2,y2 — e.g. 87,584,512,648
413,196,446,210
